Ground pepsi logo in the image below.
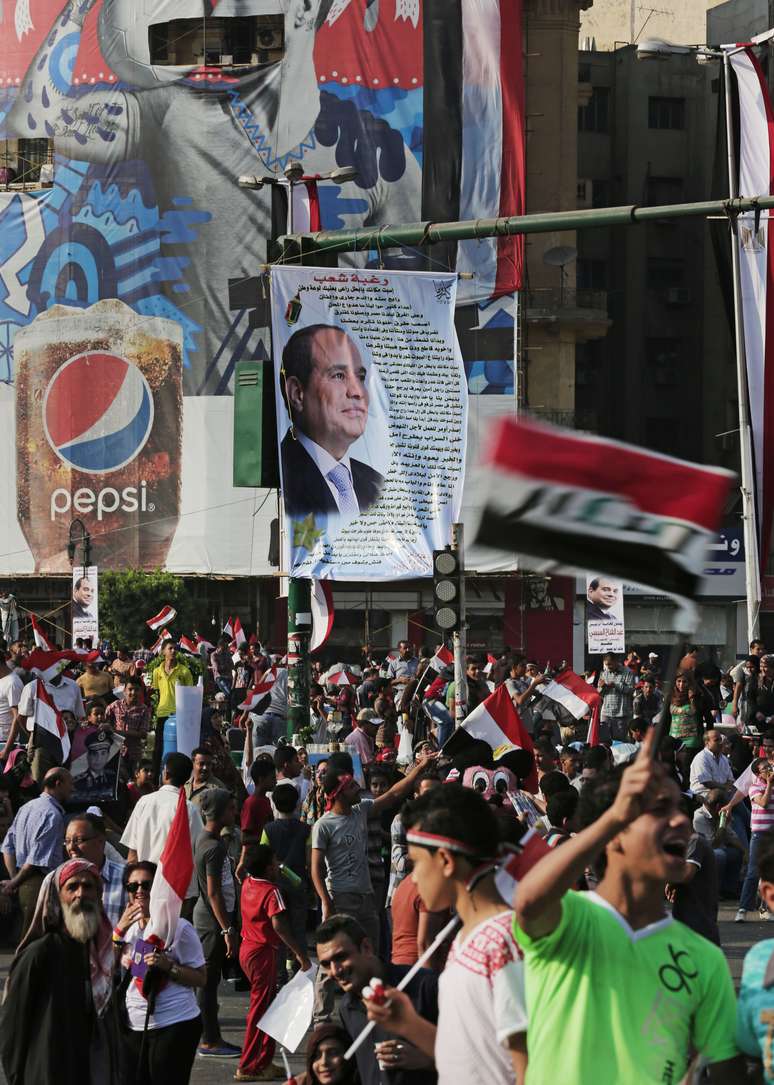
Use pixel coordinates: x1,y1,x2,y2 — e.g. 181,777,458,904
43,351,154,474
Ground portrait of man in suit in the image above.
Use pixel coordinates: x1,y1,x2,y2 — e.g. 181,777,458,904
586,576,621,621
279,324,385,520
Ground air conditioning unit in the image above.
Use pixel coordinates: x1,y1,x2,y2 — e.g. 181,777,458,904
577,179,592,208
666,286,691,305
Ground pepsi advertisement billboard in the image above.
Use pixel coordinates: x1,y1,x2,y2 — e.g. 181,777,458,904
0,0,524,575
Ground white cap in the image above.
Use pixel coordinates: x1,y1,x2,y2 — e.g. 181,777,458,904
648,652,658,659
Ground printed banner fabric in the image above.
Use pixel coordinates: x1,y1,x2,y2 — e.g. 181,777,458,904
728,47,774,576
584,575,625,654
271,266,468,580
72,564,98,646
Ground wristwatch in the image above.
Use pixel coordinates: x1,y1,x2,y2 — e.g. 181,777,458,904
221,926,235,937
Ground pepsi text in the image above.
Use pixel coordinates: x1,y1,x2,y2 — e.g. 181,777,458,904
50,481,152,522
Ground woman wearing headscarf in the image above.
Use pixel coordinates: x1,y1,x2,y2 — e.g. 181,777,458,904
0,858,121,1085
304,1025,360,1085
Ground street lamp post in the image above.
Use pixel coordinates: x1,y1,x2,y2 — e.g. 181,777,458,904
239,164,358,739
67,518,92,568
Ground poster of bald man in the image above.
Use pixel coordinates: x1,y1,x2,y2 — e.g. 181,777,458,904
585,575,625,654
271,266,468,580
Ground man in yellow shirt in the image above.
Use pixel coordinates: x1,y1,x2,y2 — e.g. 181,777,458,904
150,640,193,781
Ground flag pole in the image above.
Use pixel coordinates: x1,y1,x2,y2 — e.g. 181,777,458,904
451,522,467,726
723,48,761,642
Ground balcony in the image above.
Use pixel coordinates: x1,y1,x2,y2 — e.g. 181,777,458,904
525,287,610,341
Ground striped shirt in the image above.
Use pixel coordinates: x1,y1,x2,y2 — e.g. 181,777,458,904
101,856,128,928
749,780,774,833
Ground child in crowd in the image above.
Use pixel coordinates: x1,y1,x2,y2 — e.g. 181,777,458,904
737,756,774,922
236,845,311,1082
262,782,310,985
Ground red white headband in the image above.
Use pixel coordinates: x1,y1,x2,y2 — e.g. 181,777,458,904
406,829,481,859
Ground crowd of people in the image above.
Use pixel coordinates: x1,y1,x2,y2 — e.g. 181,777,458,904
1,628,774,1083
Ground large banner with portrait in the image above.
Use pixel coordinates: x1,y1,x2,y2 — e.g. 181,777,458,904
585,574,625,655
72,563,98,645
0,1,523,576
271,265,467,579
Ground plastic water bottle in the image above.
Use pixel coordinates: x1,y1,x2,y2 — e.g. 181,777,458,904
278,864,303,889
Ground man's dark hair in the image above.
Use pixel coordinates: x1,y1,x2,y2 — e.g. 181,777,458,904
250,758,276,785
758,833,774,883
576,765,629,875
164,752,193,787
67,811,105,837
191,747,211,761
327,751,354,776
314,914,369,949
273,782,299,815
534,739,557,758
281,324,351,408
539,770,571,799
583,746,610,772
588,577,601,591
135,759,153,775
509,653,526,669
124,860,157,887
274,746,299,773
244,844,275,879
124,676,143,690
547,789,579,828
402,783,500,862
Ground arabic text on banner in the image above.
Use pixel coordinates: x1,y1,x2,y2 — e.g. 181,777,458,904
72,565,99,648
271,268,468,581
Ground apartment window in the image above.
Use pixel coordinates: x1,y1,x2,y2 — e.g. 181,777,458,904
578,62,592,82
647,257,684,290
646,338,681,385
646,176,684,206
577,258,608,291
578,87,610,133
648,96,685,130
591,178,610,208
17,139,52,183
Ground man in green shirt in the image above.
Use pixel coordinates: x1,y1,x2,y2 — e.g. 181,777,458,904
515,730,743,1084
150,640,193,781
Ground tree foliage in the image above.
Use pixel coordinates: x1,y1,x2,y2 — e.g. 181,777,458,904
98,569,197,649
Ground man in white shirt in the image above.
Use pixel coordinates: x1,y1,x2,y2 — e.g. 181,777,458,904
0,650,24,760
18,670,85,782
689,729,735,800
121,752,203,900
279,325,384,520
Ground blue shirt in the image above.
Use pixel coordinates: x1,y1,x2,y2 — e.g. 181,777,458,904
1,792,65,872
738,938,774,1081
101,856,128,929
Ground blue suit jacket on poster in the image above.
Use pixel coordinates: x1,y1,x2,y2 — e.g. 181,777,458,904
280,431,384,519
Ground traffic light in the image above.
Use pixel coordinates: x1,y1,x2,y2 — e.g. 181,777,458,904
433,547,462,632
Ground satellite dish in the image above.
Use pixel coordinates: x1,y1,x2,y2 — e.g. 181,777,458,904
543,246,578,268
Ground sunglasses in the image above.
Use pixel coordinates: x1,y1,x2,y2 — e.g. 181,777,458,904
126,880,153,894
65,835,97,847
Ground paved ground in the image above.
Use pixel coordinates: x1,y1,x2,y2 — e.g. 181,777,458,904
0,904,764,1084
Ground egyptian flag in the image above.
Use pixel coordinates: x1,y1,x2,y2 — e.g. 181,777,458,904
147,789,193,949
494,828,552,907
726,45,774,575
179,636,198,656
541,668,600,721
150,629,172,655
238,667,278,712
223,617,234,639
311,580,334,653
474,417,733,606
195,633,215,652
30,615,55,651
233,617,246,648
23,648,100,680
33,679,70,763
146,605,177,631
445,684,538,792
428,644,454,674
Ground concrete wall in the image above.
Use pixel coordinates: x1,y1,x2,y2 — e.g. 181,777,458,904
580,0,730,51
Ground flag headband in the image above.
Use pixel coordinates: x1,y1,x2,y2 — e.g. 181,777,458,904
406,830,482,859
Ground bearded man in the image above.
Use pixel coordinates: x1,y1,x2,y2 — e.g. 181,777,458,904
0,859,121,1085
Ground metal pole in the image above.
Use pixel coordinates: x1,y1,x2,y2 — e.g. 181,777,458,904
279,195,774,258
723,52,761,642
452,522,467,726
287,576,311,740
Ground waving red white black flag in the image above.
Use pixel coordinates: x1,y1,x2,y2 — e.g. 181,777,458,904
473,417,733,604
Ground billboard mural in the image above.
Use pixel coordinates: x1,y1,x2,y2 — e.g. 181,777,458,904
0,0,524,574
